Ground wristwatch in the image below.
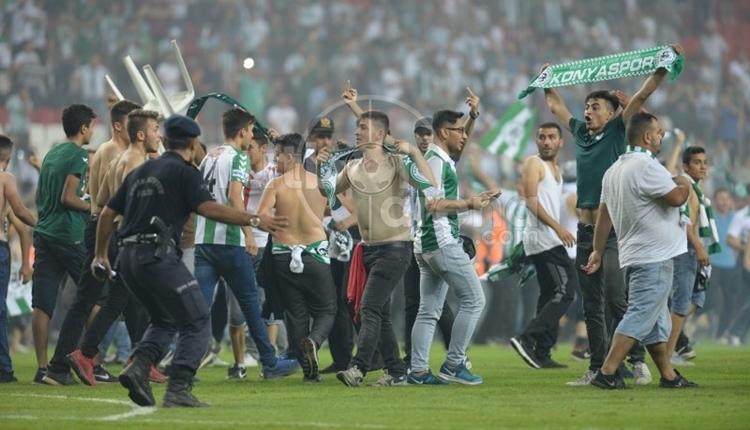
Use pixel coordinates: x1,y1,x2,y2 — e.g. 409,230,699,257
470,110,480,119
250,215,260,228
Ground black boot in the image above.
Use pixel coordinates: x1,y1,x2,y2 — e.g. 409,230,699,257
162,367,210,408
119,354,155,407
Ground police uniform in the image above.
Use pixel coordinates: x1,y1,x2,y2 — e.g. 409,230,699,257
107,115,213,407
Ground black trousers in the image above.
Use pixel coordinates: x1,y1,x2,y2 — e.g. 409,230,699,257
350,241,410,377
327,258,355,369
576,224,646,370
520,246,576,359
403,252,455,364
711,264,744,337
48,216,107,373
118,243,209,374
273,253,337,360
79,277,150,359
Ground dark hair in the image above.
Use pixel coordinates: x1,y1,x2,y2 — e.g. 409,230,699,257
713,187,732,199
164,136,195,150
222,108,255,139
0,135,13,161
252,127,268,146
358,110,390,135
682,146,706,165
275,133,306,160
110,99,142,126
62,104,97,137
432,109,464,133
537,122,562,137
625,112,658,146
126,109,160,143
585,90,620,112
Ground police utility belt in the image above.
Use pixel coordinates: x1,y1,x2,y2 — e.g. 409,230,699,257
119,233,160,245
118,233,176,259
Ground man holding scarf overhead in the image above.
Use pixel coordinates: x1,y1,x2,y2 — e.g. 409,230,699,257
542,44,685,387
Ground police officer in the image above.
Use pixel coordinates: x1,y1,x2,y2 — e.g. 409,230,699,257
92,114,288,408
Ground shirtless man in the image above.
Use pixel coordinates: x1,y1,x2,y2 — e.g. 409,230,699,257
63,109,162,386
544,44,684,386
0,135,36,383
256,133,336,383
317,109,436,387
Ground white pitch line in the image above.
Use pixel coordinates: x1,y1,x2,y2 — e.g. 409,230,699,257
10,393,156,421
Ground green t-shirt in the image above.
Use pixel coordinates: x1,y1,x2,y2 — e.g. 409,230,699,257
35,142,89,244
569,116,626,209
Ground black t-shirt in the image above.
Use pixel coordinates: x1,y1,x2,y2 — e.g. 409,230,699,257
108,152,214,245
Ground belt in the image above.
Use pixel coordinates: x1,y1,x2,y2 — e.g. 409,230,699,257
362,240,411,250
119,233,159,245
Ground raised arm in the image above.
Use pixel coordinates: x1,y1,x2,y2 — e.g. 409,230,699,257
622,44,684,123
463,87,480,140
342,81,365,119
544,88,574,132
665,129,686,176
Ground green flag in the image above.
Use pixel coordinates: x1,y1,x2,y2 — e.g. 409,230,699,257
478,102,536,160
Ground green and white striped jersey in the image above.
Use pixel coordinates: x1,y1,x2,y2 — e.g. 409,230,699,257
195,143,250,246
415,143,457,253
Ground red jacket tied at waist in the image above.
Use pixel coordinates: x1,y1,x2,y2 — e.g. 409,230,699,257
346,242,367,323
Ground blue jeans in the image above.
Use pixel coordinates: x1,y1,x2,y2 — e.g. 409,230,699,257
195,244,276,366
616,260,673,345
412,241,486,372
670,244,697,316
0,242,11,372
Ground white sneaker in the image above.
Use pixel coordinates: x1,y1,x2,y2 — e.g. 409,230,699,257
670,352,695,367
632,361,652,385
244,352,259,367
566,369,597,386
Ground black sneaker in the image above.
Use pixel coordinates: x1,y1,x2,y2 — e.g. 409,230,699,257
591,371,629,390
93,365,119,383
42,371,77,386
659,370,698,388
571,349,591,361
618,362,634,379
537,357,568,369
226,364,247,380
510,337,540,369
300,337,319,381
32,368,47,385
0,370,18,383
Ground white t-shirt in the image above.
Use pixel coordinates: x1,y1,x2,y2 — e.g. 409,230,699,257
727,205,750,246
601,151,687,268
244,162,277,245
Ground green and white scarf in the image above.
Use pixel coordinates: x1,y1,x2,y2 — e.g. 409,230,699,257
682,174,722,255
271,240,330,273
518,45,685,99
186,92,271,137
626,145,657,159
